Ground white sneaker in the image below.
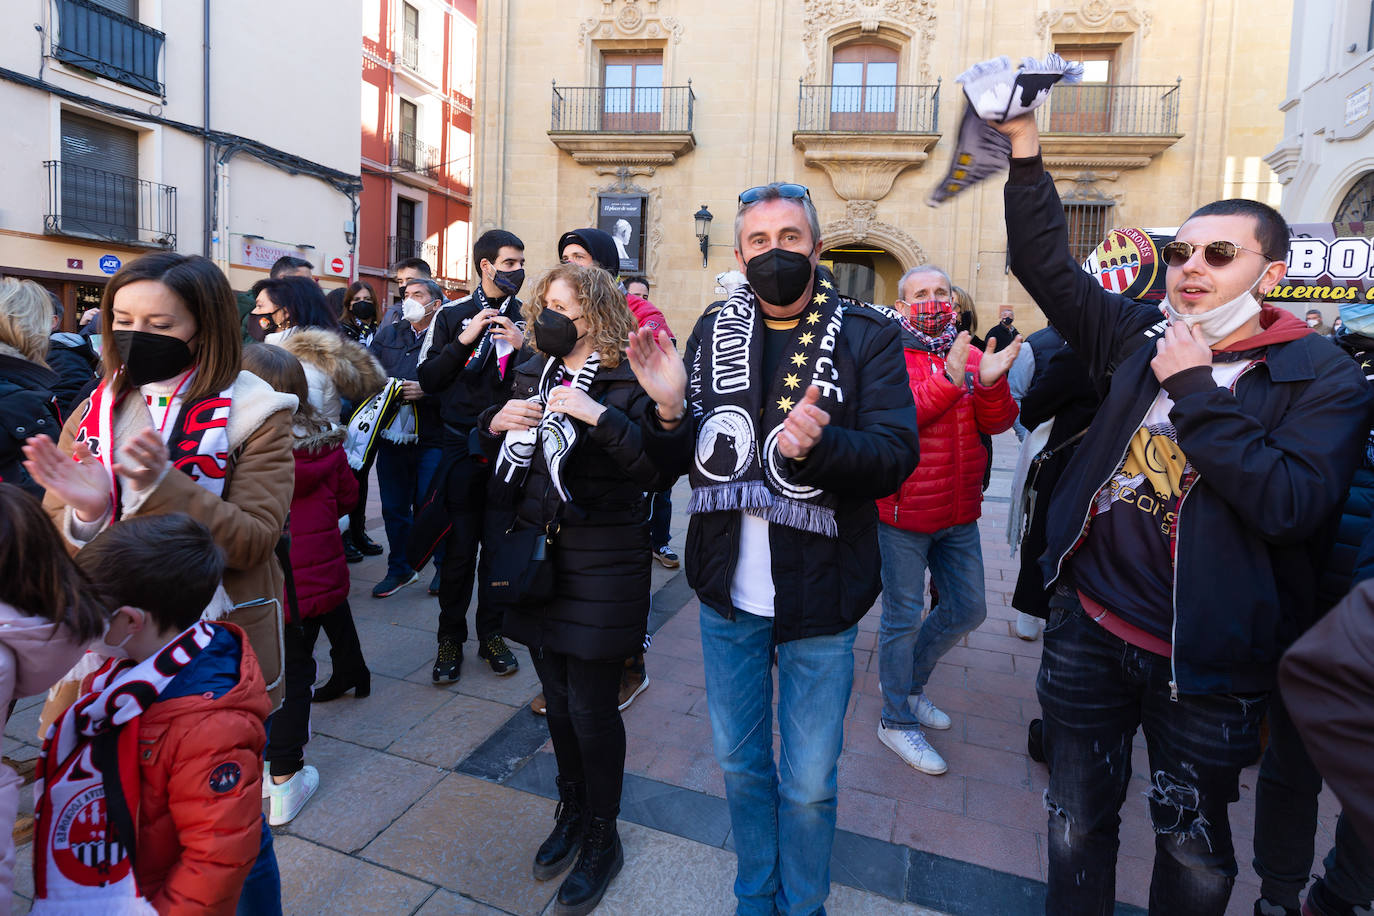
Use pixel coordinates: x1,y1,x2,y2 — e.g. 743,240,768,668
267,765,319,826
1015,612,1043,641
878,723,948,775
907,692,952,730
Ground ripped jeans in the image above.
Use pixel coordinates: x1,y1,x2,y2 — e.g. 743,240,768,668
1036,597,1267,916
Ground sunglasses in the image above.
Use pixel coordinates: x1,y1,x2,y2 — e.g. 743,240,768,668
1160,240,1268,269
738,183,811,205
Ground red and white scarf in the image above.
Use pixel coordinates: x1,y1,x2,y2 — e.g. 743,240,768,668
73,372,234,516
31,622,217,914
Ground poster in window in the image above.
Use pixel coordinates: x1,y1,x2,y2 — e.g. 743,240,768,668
597,194,645,275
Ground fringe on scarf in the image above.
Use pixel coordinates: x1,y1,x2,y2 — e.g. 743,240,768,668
687,480,773,516
761,498,838,538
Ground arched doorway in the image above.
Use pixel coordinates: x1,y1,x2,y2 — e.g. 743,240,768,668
822,245,903,305
1335,171,1374,226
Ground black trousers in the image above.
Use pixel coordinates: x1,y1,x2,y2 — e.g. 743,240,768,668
531,649,626,819
436,444,502,645
266,600,365,777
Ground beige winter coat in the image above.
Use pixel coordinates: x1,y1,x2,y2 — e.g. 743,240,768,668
278,327,386,421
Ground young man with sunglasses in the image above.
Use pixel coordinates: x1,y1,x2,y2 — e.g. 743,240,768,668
994,113,1373,915
627,182,919,916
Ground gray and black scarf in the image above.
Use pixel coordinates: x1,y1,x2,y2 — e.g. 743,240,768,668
686,264,848,537
493,352,602,502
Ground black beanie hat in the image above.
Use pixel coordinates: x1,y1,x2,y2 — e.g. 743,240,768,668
557,228,620,276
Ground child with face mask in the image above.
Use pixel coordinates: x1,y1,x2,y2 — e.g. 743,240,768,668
30,513,271,915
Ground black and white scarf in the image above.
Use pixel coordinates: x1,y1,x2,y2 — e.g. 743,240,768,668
686,264,848,537
463,285,521,375
32,622,218,913
493,352,602,502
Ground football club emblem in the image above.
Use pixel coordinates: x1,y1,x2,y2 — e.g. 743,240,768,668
695,406,755,483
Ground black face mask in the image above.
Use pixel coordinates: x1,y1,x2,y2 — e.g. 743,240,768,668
745,248,814,307
494,268,525,297
113,330,195,387
351,300,377,321
533,309,581,358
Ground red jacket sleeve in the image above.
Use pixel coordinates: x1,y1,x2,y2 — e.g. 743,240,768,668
626,293,674,340
970,375,1019,435
911,356,964,430
150,712,265,916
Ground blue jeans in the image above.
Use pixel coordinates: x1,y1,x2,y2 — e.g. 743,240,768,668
1253,687,1374,909
1038,597,1267,916
376,440,443,578
699,605,856,916
876,522,987,730
235,815,282,915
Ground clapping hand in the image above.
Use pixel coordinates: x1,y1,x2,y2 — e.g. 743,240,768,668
22,435,110,521
978,335,1023,386
626,327,686,425
944,332,972,384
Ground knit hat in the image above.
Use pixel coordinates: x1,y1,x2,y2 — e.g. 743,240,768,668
557,228,620,276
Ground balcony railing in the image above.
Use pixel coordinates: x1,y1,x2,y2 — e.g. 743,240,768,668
51,0,165,97
44,160,176,248
1035,82,1181,135
399,34,441,82
797,82,941,133
550,84,695,133
391,132,441,176
388,236,437,266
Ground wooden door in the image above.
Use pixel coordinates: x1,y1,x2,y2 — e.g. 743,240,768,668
602,53,663,132
829,43,898,131
1050,46,1114,132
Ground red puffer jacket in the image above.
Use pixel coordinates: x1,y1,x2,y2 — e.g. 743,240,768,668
876,344,1018,533
285,429,359,620
627,292,674,339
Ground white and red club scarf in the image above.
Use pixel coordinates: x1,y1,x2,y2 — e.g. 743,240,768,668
31,622,217,914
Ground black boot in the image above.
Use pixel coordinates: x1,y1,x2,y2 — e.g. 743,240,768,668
311,667,370,702
554,815,622,915
533,777,586,880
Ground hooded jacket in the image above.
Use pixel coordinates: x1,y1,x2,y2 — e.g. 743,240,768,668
876,332,1018,533
0,346,62,497
285,427,359,620
1006,154,1374,695
0,601,88,912
278,327,386,423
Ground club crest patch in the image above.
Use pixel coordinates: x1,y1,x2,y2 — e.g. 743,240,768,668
208,761,242,794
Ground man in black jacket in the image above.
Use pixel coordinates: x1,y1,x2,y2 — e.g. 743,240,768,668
995,113,1373,914
44,295,98,416
416,229,527,682
628,182,918,915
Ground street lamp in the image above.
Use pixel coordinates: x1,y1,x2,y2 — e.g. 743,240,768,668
694,204,713,268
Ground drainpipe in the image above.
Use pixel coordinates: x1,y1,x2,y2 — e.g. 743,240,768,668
202,0,212,257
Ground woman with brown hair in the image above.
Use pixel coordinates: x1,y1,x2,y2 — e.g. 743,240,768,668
0,482,108,911
22,252,297,711
479,264,687,914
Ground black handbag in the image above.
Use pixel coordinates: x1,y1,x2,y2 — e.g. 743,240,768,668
487,519,559,606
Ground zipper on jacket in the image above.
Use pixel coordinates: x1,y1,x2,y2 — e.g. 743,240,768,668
721,517,739,621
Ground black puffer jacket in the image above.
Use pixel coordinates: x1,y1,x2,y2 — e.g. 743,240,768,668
478,353,688,660
418,292,520,433
0,348,63,497
647,302,919,644
46,332,99,417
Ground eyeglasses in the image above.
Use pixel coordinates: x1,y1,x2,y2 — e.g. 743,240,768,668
1160,240,1268,269
738,183,811,205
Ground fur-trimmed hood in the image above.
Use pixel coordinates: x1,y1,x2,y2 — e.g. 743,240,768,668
279,328,386,403
228,370,299,450
291,423,346,453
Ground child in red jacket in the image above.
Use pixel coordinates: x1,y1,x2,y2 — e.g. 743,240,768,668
242,344,363,826
34,513,269,915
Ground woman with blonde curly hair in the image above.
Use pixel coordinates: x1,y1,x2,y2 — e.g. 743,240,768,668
478,264,687,913
0,279,63,495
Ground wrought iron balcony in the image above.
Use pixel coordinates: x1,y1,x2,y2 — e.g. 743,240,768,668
51,0,165,97
44,160,176,248
388,236,437,265
796,83,941,133
1035,82,1181,135
391,132,440,176
550,84,695,134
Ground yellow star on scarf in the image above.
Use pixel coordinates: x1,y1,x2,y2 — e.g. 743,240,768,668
777,396,795,412
783,373,801,389
813,292,828,305
805,311,821,325
798,331,815,346
819,277,833,290
789,352,808,367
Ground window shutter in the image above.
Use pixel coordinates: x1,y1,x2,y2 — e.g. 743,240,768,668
62,113,138,178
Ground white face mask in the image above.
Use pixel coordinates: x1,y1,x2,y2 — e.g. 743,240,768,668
90,608,144,660
1163,263,1271,347
1307,317,1321,327
402,299,429,324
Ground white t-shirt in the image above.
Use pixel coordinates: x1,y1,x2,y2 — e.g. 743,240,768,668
729,512,776,618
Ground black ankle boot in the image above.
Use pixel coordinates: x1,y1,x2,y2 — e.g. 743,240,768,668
554,815,622,915
311,667,371,702
533,777,586,880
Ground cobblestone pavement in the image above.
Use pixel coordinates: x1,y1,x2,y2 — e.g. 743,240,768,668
5,430,1340,914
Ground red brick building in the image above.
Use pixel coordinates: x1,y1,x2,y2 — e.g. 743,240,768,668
360,0,475,298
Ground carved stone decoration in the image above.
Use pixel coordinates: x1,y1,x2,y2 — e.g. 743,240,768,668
1037,134,1181,174
587,179,664,280
802,0,937,83
1037,0,1152,38
793,133,940,201
821,203,928,270
579,0,683,45
594,165,657,189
